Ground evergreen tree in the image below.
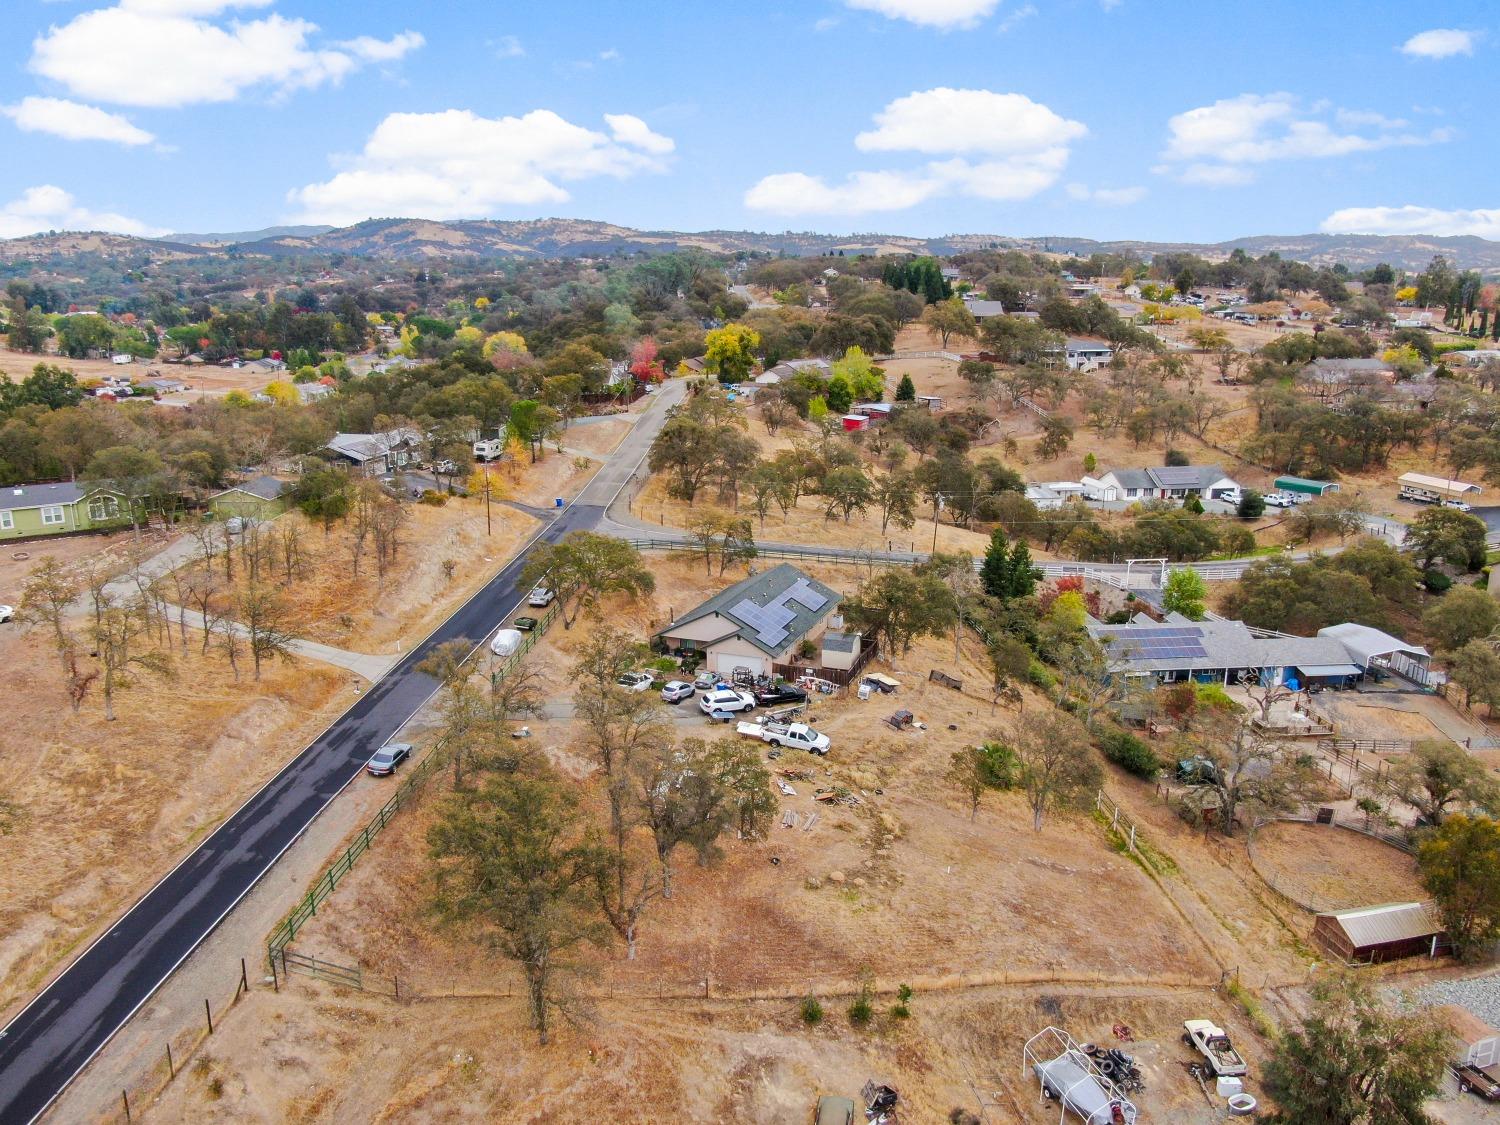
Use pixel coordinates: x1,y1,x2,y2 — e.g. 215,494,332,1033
980,528,1013,599
895,373,916,402
1006,541,1037,599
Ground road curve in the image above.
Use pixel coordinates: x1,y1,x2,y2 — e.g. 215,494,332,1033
0,380,684,1125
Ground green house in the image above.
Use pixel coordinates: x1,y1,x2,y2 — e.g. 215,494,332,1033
208,476,290,521
1273,476,1340,497
0,481,132,541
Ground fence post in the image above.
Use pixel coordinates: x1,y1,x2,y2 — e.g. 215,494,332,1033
166,1042,175,1079
205,998,213,1035
240,957,249,997
123,1089,131,1124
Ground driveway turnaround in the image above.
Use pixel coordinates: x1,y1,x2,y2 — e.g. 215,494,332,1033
0,380,683,1124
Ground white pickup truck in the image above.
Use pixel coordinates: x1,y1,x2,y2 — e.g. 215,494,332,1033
1182,1019,1247,1078
736,720,830,756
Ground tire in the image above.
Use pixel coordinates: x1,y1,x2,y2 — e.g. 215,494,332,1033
1182,1033,1193,1047
1460,1080,1471,1093
769,739,782,748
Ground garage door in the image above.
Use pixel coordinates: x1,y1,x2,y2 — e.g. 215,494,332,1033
711,652,767,677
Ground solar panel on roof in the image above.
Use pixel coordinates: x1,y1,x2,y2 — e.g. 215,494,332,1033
785,579,828,612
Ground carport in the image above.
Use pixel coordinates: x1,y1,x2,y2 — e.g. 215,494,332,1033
1316,624,1433,686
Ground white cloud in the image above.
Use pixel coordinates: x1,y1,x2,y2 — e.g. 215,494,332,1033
1400,28,1479,59
1066,182,1147,205
288,108,675,225
855,88,1086,155
337,31,424,63
745,87,1083,215
1321,205,1500,240
3,96,155,145
30,2,422,108
996,4,1036,32
842,0,999,30
1158,92,1452,185
491,34,524,58
604,113,674,156
0,185,165,239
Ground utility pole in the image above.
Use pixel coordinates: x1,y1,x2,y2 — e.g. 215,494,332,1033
931,492,945,556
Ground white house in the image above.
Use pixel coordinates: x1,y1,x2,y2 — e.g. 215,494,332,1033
653,564,841,678
1083,465,1240,503
325,428,423,476
961,293,1006,321
1064,338,1114,372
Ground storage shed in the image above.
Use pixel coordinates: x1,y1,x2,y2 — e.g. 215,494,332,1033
1313,902,1447,964
1274,475,1339,496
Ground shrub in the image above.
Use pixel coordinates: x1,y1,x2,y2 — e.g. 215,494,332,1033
977,743,1019,789
1422,569,1452,593
1237,491,1266,519
1164,448,1189,467
800,995,824,1024
848,983,874,1027
1027,660,1056,691
891,983,914,1019
419,489,448,506
798,638,818,659
1105,609,1132,625
1097,727,1162,779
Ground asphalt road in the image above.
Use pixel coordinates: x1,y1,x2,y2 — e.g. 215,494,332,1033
0,380,683,1124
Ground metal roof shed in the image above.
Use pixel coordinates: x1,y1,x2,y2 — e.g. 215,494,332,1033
1316,624,1430,669
1313,902,1447,964
1274,475,1339,496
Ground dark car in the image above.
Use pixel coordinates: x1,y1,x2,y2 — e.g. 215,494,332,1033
513,616,540,632
366,743,412,776
754,683,808,707
1453,1061,1500,1100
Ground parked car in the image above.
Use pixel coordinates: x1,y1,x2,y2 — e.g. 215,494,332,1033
0,604,12,624
366,743,412,776
433,458,458,475
616,671,654,693
699,687,756,715
527,583,555,607
660,680,695,703
754,683,808,706
692,670,721,691
1263,492,1296,508
1452,1061,1500,1101
1443,499,1474,512
513,616,539,632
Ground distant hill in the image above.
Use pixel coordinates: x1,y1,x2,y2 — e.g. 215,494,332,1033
168,224,335,246
1,218,1496,273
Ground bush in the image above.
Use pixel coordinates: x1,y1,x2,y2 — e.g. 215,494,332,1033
1105,610,1132,624
419,489,448,506
977,743,1019,790
891,983,914,1019
848,992,874,1027
798,638,818,659
1097,727,1162,779
1164,448,1189,467
1237,490,1266,519
1422,569,1453,593
1027,660,1056,691
799,995,824,1024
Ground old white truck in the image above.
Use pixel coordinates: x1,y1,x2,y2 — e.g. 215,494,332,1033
736,720,830,756
1183,1019,1247,1078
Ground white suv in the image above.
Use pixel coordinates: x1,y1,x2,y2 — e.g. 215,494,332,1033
527,583,555,607
699,688,756,715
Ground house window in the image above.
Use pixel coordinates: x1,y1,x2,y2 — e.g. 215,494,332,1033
40,505,65,526
88,495,120,521
0,511,12,530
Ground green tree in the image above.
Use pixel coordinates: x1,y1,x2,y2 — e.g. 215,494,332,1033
947,743,1018,819
1162,567,1208,620
821,464,871,522
1013,710,1101,831
83,445,165,537
920,298,977,349
1406,507,1488,571
427,772,608,1043
980,528,1013,599
520,532,655,629
1262,972,1447,1125
704,323,761,384
1422,586,1499,653
825,374,853,414
895,372,916,402
1236,490,1265,519
871,470,917,534
1418,813,1500,961
841,569,957,654
1444,640,1500,711
1388,740,1500,827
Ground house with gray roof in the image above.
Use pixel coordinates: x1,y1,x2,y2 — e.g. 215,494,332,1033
325,428,423,476
653,563,842,678
208,476,290,522
1082,464,1240,503
1064,338,1114,372
1087,612,1404,689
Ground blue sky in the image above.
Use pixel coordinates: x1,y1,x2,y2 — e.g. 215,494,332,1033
0,0,1494,243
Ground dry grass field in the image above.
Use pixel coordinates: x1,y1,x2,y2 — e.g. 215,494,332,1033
0,628,347,1019
1248,821,1424,911
139,555,1409,1120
